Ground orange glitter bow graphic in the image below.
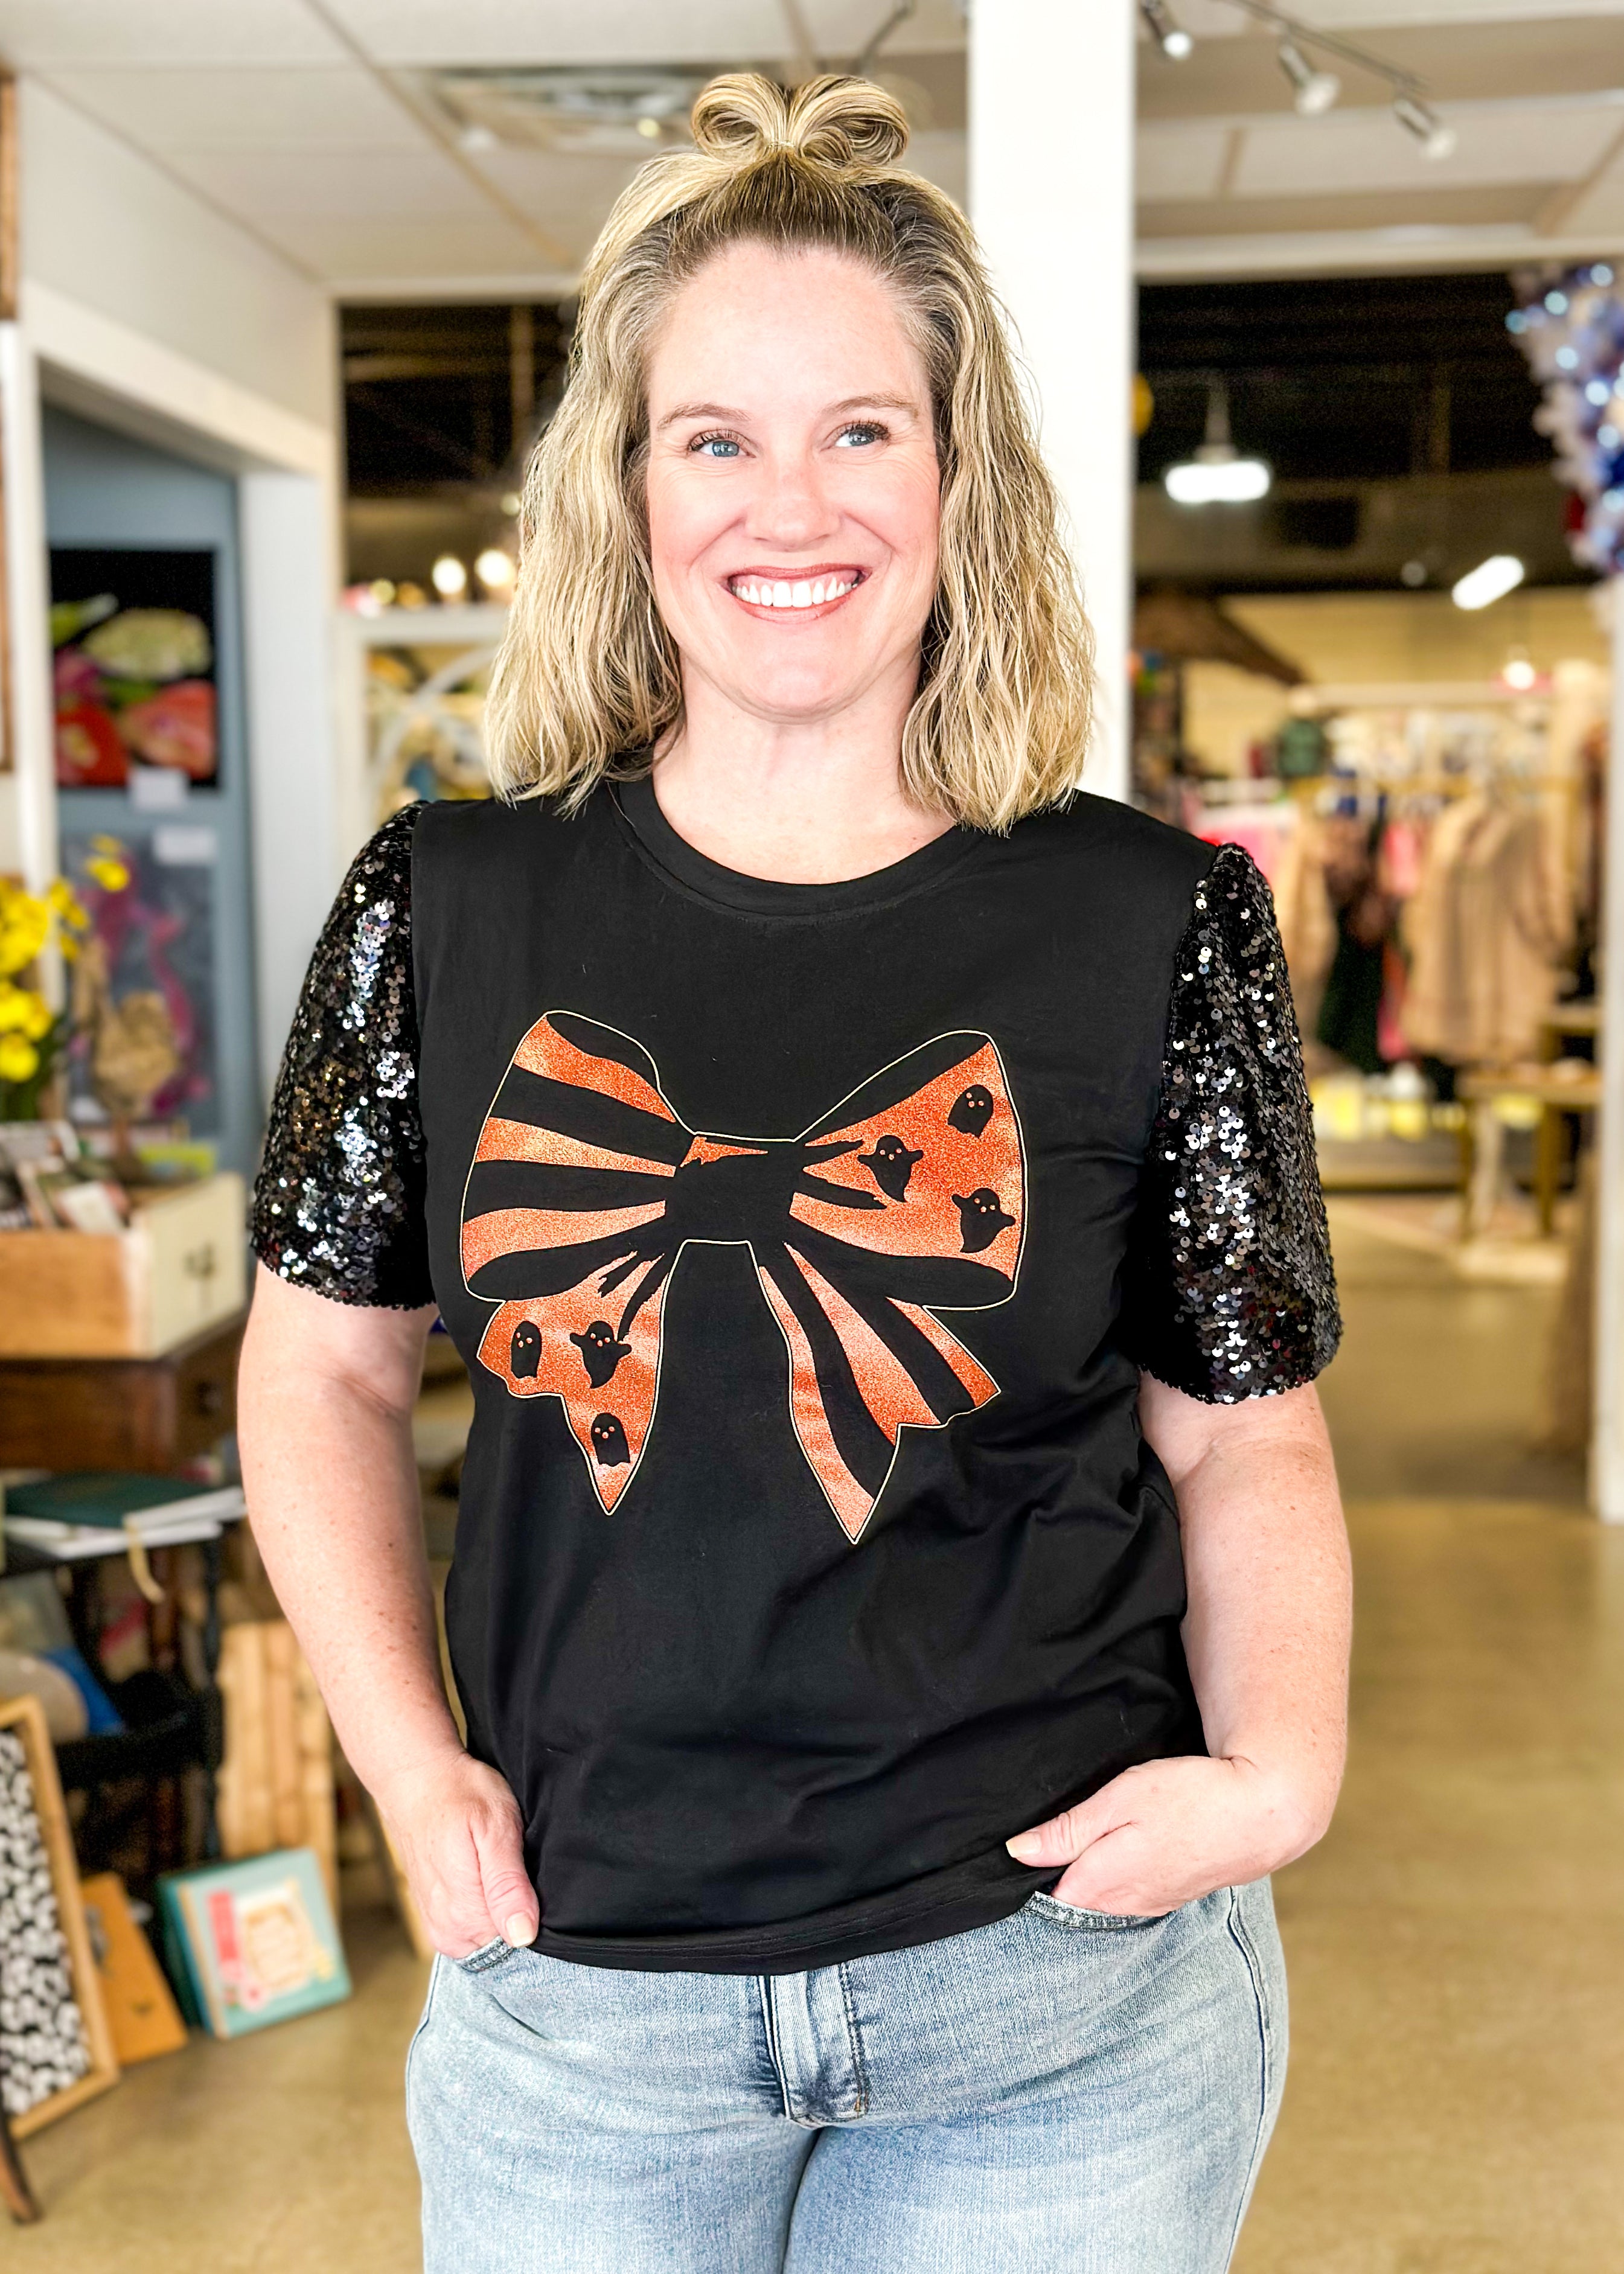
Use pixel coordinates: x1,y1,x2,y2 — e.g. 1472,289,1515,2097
461,1014,1025,1541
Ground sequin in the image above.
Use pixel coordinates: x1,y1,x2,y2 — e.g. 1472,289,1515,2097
250,806,433,1308
1124,843,1341,1402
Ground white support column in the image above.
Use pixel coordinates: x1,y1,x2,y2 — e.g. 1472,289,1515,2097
0,323,59,891
969,0,1137,802
1593,575,1624,1519
239,468,345,1096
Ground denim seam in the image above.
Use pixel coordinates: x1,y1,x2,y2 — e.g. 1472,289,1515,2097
836,1964,870,2118
758,1973,795,2123
1221,1886,1275,2269
404,1952,441,2103
1027,1889,1163,1932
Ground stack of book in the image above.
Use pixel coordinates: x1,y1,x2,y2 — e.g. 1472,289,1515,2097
1,1473,247,1562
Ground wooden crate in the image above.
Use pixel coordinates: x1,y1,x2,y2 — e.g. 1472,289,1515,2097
0,1174,245,1359
216,1621,337,1911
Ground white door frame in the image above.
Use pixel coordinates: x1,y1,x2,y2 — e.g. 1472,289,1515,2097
2,280,346,1100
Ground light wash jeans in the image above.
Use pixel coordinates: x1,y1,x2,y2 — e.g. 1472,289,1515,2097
408,1880,1286,2274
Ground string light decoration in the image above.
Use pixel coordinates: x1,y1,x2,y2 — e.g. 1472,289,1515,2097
1506,263,1624,575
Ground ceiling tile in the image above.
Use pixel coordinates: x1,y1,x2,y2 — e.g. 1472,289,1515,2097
275,212,551,279
165,145,492,223
1234,100,1624,197
1139,182,1546,239
0,0,343,66
322,0,782,66
1137,123,1232,202
46,65,424,151
1273,0,1624,21
461,146,642,252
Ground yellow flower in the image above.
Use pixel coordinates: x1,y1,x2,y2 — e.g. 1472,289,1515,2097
85,855,130,893
0,889,49,975
48,880,89,931
0,984,51,1041
0,1032,39,1084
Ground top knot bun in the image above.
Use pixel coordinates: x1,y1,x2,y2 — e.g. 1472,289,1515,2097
691,74,910,171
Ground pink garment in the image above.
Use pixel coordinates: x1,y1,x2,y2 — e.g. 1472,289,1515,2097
1195,814,1293,889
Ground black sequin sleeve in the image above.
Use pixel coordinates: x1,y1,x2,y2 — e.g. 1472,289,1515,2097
250,805,434,1308
1120,842,1340,1402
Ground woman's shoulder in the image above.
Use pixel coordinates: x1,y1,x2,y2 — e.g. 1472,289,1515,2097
1002,790,1217,921
406,787,592,871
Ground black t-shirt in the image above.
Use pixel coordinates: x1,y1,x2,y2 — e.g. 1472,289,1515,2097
252,777,1338,1972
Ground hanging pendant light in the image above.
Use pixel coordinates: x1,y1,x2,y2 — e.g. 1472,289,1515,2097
1139,0,1193,60
1277,37,1340,116
1164,385,1271,505
1393,92,1457,159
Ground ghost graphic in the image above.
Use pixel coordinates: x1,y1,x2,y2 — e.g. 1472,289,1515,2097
858,1132,924,1202
953,1187,1016,1254
570,1319,633,1388
590,1413,631,1467
510,1319,543,1379
948,1084,996,1138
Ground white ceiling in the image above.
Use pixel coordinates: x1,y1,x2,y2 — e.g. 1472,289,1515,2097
1,0,1620,293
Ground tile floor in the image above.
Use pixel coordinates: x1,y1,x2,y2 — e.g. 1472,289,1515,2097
12,1202,1624,2270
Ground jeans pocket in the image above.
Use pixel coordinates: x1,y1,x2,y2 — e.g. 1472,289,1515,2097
1026,1888,1175,1932
455,1936,526,1976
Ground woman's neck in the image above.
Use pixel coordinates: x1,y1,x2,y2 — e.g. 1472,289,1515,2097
648,671,954,885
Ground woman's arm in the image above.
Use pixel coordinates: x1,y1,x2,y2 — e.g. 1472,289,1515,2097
237,1265,540,1956
1006,1377,1351,1911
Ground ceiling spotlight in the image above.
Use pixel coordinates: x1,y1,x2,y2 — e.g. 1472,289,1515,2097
1451,554,1524,612
1393,93,1456,160
1500,652,1538,692
1165,385,1271,505
431,554,469,599
1140,0,1193,60
1277,38,1340,117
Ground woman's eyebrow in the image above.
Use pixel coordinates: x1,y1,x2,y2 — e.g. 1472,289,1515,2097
827,393,921,416
655,391,923,433
656,401,745,430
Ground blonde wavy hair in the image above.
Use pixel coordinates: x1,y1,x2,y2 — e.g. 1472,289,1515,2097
485,72,1094,832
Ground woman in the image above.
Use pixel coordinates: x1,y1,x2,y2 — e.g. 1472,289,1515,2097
240,74,1349,2274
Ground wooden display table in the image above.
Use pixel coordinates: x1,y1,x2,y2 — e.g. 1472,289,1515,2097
1457,1064,1602,1239
0,1312,245,1473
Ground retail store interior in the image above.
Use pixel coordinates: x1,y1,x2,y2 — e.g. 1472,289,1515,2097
1,1,1623,2267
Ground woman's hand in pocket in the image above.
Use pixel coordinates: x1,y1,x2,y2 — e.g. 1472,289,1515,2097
373,1749,540,1959
1006,1754,1327,1917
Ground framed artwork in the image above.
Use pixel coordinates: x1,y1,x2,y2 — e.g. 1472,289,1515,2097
0,1693,121,2139
61,827,220,1137
51,548,219,791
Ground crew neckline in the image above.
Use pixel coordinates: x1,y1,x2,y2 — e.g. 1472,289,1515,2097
609,770,983,919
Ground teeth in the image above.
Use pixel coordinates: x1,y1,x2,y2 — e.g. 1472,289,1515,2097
732,576,855,609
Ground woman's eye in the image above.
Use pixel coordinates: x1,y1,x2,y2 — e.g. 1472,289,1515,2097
691,433,742,459
834,422,886,449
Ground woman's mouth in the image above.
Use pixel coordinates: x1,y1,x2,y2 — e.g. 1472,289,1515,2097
726,569,865,613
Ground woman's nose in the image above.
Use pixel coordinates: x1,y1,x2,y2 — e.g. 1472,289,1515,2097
744,451,840,550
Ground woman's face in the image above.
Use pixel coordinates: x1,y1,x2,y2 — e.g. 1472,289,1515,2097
643,241,941,732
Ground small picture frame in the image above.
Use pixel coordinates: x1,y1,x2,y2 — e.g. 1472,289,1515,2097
0,1693,120,2137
